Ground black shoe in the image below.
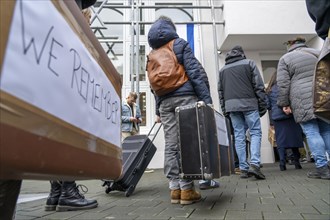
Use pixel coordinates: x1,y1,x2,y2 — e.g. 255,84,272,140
56,181,98,211
240,170,252,179
279,165,286,171
294,163,302,169
248,164,265,180
45,181,62,211
307,165,330,180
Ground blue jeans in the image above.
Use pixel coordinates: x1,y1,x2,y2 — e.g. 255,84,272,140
159,95,198,190
230,110,262,171
300,119,330,168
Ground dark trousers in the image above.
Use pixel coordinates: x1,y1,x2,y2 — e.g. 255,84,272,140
277,147,300,166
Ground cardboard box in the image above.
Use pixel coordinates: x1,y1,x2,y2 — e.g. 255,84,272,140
0,0,122,180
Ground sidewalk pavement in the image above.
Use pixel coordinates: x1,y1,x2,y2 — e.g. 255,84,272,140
15,162,329,220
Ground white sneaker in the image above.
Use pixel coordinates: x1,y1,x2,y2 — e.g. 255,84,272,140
144,168,154,173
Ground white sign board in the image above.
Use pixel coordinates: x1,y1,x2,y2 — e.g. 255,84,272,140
214,112,229,146
0,0,121,147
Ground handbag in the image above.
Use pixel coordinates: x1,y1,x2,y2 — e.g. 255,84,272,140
268,126,277,147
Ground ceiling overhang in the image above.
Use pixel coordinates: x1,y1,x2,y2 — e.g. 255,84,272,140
218,34,318,52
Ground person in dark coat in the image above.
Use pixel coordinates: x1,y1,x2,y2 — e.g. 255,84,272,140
266,72,304,171
218,45,267,180
147,16,215,205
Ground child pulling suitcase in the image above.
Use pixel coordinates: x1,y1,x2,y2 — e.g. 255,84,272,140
102,123,162,197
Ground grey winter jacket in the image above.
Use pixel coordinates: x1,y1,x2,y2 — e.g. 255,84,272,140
276,43,319,123
147,18,212,116
218,47,266,114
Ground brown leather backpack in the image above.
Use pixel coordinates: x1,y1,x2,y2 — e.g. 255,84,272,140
146,39,188,96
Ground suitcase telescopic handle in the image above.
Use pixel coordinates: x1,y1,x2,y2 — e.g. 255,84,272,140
147,122,162,143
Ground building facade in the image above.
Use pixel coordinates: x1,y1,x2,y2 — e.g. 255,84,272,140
90,0,323,168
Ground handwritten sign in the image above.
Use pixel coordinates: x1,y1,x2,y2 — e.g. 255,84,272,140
0,0,121,147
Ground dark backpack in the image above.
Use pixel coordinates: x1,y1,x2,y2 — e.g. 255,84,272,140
146,39,188,96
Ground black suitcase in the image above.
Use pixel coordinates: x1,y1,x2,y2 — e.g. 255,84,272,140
102,123,162,197
176,101,220,180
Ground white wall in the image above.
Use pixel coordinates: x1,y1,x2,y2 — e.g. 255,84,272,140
221,0,315,35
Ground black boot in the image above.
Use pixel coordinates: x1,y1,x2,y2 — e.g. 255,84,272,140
45,181,62,211
292,149,302,169
56,181,98,211
279,164,287,171
279,159,286,171
294,162,302,169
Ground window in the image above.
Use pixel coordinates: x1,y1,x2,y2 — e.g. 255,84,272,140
155,3,193,22
138,92,147,126
130,45,146,82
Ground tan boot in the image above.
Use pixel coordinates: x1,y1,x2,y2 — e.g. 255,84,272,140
180,189,201,205
170,189,181,204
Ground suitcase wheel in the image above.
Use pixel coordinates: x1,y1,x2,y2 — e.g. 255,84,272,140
105,187,112,194
125,185,135,197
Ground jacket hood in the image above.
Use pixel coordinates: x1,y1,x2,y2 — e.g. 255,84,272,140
148,19,179,49
225,45,246,64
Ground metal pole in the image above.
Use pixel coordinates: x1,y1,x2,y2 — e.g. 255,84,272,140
210,0,220,82
130,0,135,92
103,21,225,25
102,5,223,9
196,0,205,66
135,0,140,102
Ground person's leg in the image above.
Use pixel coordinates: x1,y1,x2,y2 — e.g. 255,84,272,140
300,119,328,168
0,180,22,220
277,146,287,171
230,112,249,178
300,119,330,179
121,131,131,141
45,181,62,211
244,110,265,179
291,148,302,169
318,119,330,158
160,95,200,204
244,110,262,166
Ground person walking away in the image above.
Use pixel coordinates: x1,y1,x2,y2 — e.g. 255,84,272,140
218,45,267,180
121,92,142,141
266,71,304,171
277,37,330,179
147,16,218,205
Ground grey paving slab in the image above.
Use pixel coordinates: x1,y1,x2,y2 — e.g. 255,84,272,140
301,213,330,220
277,204,319,214
225,210,263,220
14,163,330,220
190,208,226,219
263,211,304,220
